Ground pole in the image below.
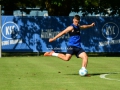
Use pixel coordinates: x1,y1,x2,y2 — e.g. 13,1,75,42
0,5,2,58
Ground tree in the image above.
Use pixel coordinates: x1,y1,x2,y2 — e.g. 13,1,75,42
0,0,38,15
29,0,100,16
1,0,120,16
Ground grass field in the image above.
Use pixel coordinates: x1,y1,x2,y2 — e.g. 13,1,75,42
0,56,120,90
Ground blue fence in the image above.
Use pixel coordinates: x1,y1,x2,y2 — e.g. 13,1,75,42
2,16,120,52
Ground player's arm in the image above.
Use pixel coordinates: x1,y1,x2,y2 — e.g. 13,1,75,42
80,22,95,30
49,26,73,42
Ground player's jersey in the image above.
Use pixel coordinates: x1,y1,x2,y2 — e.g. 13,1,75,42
67,24,81,48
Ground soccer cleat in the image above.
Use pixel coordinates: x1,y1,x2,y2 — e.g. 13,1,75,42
44,51,55,56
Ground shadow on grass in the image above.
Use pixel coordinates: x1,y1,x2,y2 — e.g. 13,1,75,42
65,72,119,77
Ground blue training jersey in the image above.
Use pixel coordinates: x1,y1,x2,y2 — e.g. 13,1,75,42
67,24,81,48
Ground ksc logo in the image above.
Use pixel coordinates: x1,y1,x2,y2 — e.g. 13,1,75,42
2,22,20,39
102,22,119,40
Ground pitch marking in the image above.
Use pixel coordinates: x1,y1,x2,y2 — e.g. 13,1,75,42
100,73,120,81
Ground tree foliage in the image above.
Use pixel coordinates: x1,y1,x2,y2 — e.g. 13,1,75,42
0,0,120,16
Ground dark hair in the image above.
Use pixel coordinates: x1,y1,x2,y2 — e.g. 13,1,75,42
74,15,80,20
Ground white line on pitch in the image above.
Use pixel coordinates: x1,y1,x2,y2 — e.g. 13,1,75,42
100,73,120,82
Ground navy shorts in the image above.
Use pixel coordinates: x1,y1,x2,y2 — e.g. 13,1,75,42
66,46,85,58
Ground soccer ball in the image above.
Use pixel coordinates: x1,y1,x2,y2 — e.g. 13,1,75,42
79,68,88,76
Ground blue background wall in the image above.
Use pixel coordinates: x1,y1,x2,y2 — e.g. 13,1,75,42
2,16,120,52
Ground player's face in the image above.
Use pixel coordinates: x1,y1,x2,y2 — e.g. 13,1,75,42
73,18,80,26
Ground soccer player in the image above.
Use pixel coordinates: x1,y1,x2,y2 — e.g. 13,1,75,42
44,15,95,71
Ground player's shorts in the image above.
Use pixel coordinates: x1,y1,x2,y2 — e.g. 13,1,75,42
66,46,85,58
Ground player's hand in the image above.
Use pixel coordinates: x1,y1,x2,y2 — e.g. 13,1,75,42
49,38,56,42
91,23,95,27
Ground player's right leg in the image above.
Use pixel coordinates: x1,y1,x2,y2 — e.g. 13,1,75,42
44,51,72,61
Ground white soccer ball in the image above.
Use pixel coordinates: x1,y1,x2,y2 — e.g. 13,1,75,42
79,68,88,76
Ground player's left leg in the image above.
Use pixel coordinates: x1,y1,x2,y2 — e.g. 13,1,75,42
78,52,88,68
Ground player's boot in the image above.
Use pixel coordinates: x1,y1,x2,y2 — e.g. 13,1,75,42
44,51,55,56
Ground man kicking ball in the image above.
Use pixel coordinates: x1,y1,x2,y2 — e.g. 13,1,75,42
44,15,95,75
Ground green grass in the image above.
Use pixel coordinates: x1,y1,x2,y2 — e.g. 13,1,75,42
0,56,120,90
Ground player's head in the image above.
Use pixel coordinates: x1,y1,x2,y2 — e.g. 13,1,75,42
73,15,80,25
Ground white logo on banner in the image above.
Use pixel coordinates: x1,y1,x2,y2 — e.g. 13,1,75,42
2,21,22,46
99,22,120,46
102,22,119,40
2,21,20,39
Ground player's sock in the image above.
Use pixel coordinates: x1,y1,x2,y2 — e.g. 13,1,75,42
81,67,86,69
52,53,59,57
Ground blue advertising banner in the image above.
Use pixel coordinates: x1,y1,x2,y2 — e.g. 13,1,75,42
1,16,120,52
